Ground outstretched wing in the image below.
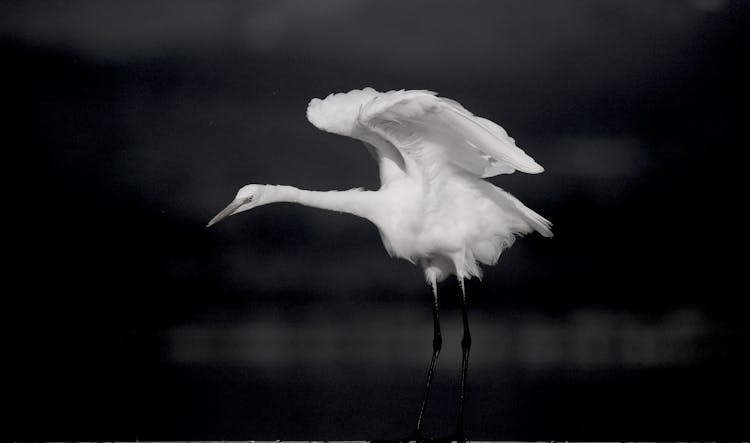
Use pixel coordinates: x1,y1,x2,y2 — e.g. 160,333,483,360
358,90,543,178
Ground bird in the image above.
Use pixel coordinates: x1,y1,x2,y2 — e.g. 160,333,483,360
207,87,552,441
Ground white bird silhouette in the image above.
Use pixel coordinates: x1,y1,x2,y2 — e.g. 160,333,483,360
208,88,552,440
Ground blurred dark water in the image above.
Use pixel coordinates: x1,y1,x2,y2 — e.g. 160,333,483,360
5,0,750,440
15,364,747,440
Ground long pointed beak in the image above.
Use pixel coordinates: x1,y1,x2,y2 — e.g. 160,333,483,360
207,200,242,227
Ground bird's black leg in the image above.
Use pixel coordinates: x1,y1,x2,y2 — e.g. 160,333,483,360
454,280,472,442
413,282,442,440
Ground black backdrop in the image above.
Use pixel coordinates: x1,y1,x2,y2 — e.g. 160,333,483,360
5,1,749,440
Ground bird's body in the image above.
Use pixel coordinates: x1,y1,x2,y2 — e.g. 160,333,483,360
357,170,544,285
208,87,551,439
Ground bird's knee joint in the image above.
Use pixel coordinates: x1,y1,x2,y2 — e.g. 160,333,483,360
433,335,443,350
461,335,472,349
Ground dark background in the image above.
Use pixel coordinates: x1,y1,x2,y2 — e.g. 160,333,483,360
5,0,749,440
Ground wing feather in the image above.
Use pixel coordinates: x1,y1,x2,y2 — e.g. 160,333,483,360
358,90,543,178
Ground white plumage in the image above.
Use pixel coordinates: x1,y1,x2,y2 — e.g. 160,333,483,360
209,88,551,289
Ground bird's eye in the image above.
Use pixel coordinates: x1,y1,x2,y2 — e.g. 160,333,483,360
244,195,254,203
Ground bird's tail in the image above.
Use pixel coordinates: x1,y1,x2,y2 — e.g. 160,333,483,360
487,185,553,238
511,196,554,238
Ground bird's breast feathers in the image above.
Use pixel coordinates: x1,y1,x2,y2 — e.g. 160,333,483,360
373,178,484,259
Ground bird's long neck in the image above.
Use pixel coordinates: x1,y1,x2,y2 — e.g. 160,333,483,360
261,185,375,219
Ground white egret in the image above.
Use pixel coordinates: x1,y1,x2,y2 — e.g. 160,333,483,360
208,88,552,440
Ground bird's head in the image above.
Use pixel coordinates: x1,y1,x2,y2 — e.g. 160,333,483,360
206,184,265,227
307,87,379,137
